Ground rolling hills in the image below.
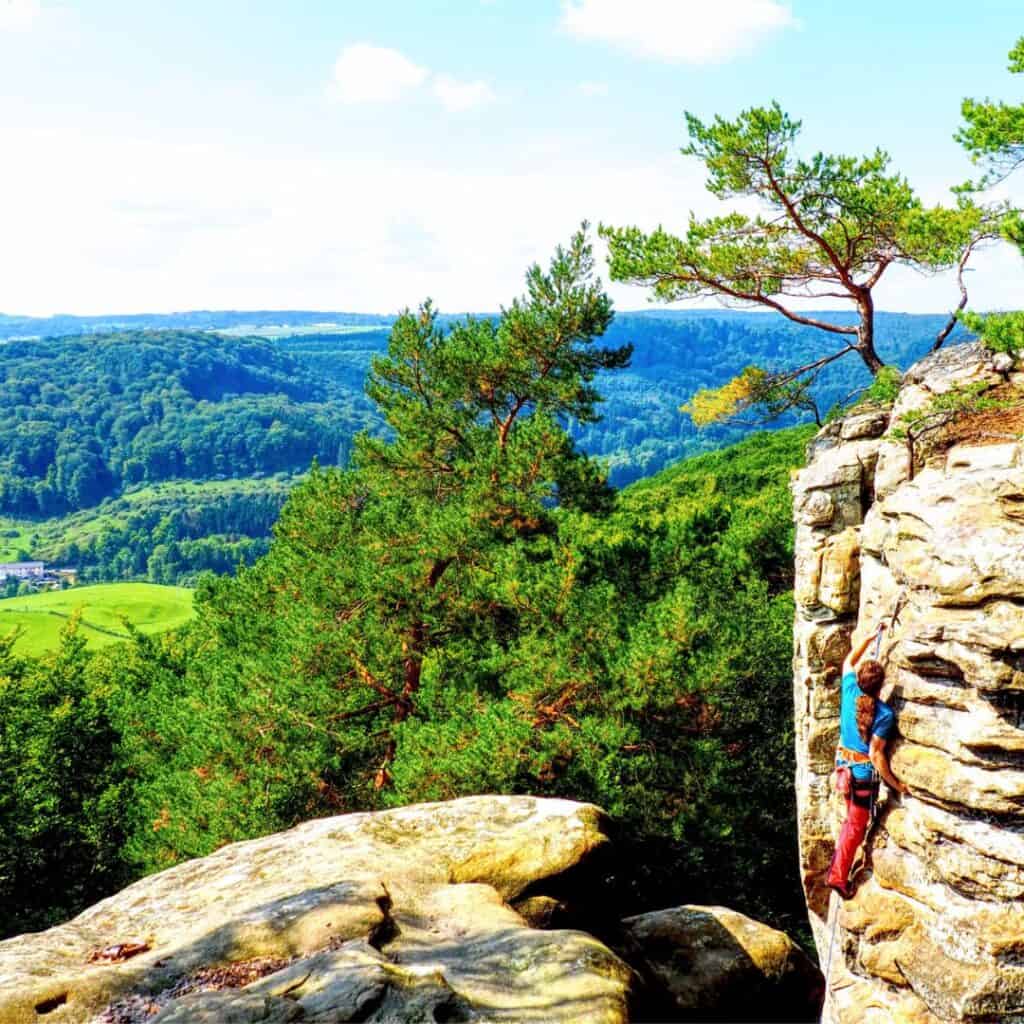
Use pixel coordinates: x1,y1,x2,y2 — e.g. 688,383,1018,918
0,308,970,586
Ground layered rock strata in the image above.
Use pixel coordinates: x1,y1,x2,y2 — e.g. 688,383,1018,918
792,343,1024,1022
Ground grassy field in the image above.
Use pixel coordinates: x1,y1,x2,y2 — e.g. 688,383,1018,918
0,583,195,656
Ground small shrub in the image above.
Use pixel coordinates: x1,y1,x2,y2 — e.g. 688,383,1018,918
890,380,1018,478
960,310,1024,357
861,366,903,404
824,365,903,423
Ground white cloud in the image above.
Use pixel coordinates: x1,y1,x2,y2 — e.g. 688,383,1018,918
328,43,428,104
561,0,796,64
0,129,715,315
0,0,41,31
578,80,609,97
431,73,495,112
327,43,494,113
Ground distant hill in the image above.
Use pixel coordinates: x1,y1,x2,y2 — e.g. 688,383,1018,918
0,477,292,585
0,310,392,341
0,582,193,656
0,330,378,517
0,309,969,583
575,310,966,484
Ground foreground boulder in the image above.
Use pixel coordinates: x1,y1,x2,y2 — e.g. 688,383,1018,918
620,906,822,1022
0,796,633,1023
0,796,824,1023
792,343,1024,1022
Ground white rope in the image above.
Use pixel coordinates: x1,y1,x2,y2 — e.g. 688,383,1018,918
823,888,840,1017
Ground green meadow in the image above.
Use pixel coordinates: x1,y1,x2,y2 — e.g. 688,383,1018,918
0,583,194,656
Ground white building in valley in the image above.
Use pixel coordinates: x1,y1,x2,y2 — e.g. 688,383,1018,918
0,561,45,580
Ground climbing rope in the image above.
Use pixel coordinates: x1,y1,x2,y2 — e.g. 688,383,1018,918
823,888,840,1013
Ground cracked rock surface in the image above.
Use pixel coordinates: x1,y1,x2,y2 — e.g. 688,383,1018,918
792,343,1024,1022
0,796,633,1024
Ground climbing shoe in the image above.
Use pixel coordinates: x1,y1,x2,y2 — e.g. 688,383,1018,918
827,879,854,900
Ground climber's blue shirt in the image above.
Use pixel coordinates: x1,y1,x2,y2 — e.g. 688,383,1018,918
839,669,895,780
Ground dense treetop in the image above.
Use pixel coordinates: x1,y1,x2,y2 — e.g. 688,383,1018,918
0,312,962,514
955,35,1024,356
958,35,1024,188
0,410,814,940
0,309,969,587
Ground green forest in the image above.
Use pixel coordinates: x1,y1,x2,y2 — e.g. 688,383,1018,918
0,311,960,516
0,310,962,585
0,331,376,515
0,234,815,943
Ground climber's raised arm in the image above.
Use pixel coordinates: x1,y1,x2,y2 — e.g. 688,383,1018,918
843,622,885,674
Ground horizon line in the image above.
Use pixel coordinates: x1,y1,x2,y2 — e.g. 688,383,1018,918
0,307,987,321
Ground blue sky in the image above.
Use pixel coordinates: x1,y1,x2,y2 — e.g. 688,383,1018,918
1,0,1022,315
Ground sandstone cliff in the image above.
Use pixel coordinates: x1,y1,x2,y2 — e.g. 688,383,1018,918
792,342,1024,1022
0,796,819,1023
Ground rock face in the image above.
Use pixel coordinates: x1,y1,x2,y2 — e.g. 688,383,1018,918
0,796,634,1024
792,343,1024,1022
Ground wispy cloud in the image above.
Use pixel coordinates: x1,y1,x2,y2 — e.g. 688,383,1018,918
0,127,717,314
2,124,1015,318
431,74,495,113
328,43,495,113
578,80,609,97
328,44,428,105
0,0,41,32
561,0,796,64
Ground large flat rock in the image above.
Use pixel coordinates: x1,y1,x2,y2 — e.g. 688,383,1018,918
0,796,633,1024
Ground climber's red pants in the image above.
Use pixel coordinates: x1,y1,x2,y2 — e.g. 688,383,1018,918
827,778,874,890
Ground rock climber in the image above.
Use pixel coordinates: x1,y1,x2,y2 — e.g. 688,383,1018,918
826,621,909,899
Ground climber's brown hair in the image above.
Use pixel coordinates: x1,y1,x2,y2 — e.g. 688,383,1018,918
855,660,886,743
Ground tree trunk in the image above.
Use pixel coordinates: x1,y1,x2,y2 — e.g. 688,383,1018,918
397,623,424,724
855,294,885,376
374,557,453,790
